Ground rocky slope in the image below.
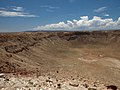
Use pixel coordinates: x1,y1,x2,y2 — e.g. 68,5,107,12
0,73,112,90
0,30,120,89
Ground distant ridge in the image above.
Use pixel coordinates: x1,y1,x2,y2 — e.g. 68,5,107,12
23,29,120,33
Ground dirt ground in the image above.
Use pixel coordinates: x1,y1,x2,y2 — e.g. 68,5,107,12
0,30,120,90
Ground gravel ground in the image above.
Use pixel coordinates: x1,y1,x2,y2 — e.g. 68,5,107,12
0,73,112,90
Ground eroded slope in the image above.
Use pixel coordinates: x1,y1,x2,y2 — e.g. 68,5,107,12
0,30,120,88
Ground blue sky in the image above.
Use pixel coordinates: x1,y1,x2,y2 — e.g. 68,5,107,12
0,0,120,32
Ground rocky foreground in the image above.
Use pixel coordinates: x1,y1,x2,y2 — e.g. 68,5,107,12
0,73,118,90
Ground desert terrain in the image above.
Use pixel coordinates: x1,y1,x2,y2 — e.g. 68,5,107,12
0,30,120,90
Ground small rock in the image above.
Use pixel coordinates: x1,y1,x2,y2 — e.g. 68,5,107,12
57,71,59,73
56,79,58,82
69,82,79,87
57,83,61,89
88,88,96,90
6,54,12,58
4,78,9,81
106,85,117,90
82,83,89,88
46,79,53,83
0,73,5,78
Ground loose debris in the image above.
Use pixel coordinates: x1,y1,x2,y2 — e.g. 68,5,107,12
0,73,117,90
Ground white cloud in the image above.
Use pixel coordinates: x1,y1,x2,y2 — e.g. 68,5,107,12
80,16,88,21
0,6,37,17
40,5,60,12
94,7,107,13
12,6,24,11
103,13,110,17
0,10,36,17
40,5,60,9
0,7,6,10
94,7,110,17
46,9,54,12
33,16,120,30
